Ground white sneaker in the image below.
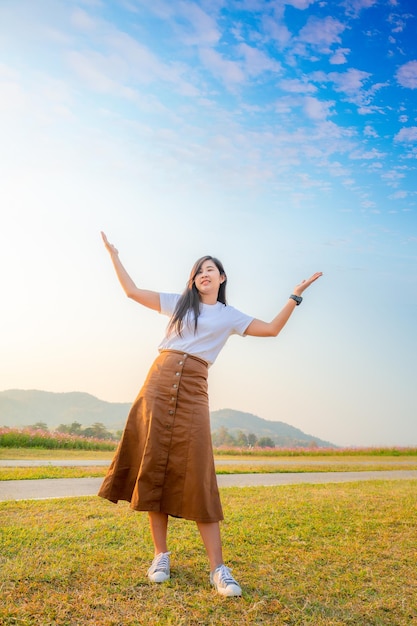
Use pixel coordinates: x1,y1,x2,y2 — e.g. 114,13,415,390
210,564,242,597
147,551,171,583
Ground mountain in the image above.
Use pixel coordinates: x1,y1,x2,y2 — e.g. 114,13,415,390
210,408,334,448
0,389,129,431
0,390,335,447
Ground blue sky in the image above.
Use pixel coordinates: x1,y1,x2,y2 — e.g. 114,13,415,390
1,0,416,447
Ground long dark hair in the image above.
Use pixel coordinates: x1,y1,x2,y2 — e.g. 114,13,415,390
167,255,227,337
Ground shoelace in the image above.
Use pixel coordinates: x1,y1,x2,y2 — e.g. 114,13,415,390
216,565,238,587
149,552,170,574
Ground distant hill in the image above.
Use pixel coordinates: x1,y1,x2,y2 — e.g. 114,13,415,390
0,389,129,431
0,390,335,447
210,408,334,448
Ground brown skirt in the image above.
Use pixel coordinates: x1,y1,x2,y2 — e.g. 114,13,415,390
98,350,224,522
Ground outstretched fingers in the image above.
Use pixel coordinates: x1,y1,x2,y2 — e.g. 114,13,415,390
100,231,118,255
308,271,323,285
294,271,323,295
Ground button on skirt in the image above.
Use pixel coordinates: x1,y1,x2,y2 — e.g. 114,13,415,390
98,350,224,522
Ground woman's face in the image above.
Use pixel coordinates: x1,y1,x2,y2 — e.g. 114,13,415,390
194,259,225,299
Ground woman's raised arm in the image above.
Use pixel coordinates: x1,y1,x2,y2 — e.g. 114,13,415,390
101,231,161,311
245,271,323,338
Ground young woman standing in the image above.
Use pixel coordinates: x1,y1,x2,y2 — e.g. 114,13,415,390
98,231,322,597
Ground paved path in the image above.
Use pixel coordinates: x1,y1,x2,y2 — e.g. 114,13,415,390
1,470,417,502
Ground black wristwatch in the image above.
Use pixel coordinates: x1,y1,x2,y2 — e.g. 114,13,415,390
289,294,303,305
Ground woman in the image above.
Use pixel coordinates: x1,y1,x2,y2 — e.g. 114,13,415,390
98,231,322,597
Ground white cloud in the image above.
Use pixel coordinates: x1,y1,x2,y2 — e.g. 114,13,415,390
326,161,350,177
394,127,417,142
177,2,221,46
199,48,245,87
381,170,406,189
310,68,387,114
310,68,375,112
361,199,377,209
382,171,405,180
349,148,386,160
79,0,104,6
387,12,412,34
66,50,125,92
343,0,378,18
324,237,350,247
298,16,346,52
329,48,350,65
330,68,371,95
273,95,300,114
70,7,98,31
123,0,174,19
237,43,281,76
106,31,189,86
396,60,417,89
303,96,334,120
279,78,317,93
66,29,201,99
364,125,378,138
0,77,27,113
0,62,19,80
389,190,407,199
262,16,292,47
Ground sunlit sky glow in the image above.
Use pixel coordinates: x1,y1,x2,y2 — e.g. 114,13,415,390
1,0,416,446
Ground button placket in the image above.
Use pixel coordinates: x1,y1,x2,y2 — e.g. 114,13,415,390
167,355,185,423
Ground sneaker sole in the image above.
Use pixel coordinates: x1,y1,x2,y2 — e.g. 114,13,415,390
148,572,170,583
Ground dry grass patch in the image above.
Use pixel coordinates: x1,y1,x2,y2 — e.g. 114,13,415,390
1,481,417,625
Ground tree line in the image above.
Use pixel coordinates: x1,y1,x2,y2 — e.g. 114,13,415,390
27,421,120,441
26,422,276,447
212,426,275,448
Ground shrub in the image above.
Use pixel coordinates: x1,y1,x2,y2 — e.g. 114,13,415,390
0,428,117,451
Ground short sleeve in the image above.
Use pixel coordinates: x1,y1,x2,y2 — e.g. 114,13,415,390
159,293,181,317
230,307,254,336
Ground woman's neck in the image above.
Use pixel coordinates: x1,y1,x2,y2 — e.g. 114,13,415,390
200,294,218,305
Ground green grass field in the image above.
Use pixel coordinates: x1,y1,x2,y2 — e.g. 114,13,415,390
1,480,416,625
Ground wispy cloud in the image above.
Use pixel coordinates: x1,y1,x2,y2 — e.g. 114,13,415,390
279,77,317,93
343,0,378,18
236,43,282,77
176,2,221,46
199,48,245,89
298,16,346,53
349,148,387,160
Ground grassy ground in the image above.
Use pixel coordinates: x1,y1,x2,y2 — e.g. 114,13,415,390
1,481,416,625
1,449,417,481
2,458,417,481
2,448,417,461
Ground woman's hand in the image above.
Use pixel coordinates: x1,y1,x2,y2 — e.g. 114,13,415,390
100,231,161,311
101,231,118,256
292,271,323,296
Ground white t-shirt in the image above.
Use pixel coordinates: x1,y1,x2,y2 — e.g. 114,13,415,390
158,293,254,366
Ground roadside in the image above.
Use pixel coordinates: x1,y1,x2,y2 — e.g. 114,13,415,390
1,470,417,502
